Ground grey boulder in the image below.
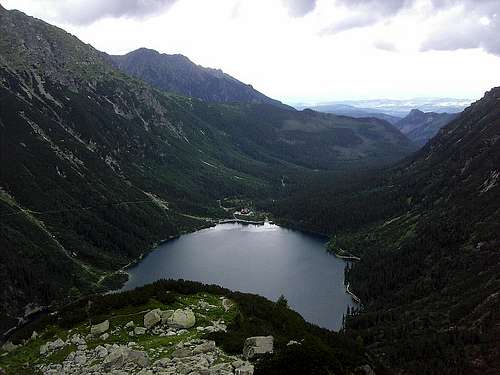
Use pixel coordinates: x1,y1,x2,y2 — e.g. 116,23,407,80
103,346,149,370
90,320,110,336
144,309,162,329
243,336,274,359
193,341,216,354
235,364,255,375
167,309,196,329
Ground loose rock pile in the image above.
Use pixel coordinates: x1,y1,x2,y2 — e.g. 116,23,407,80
33,298,273,375
39,337,257,374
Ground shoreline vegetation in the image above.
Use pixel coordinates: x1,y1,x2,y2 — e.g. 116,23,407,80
345,283,361,305
326,245,362,306
218,218,272,225
328,247,362,262
333,252,361,261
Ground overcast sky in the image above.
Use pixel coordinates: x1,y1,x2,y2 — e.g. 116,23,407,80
3,0,500,104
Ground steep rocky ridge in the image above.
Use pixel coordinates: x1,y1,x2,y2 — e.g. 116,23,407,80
108,48,290,109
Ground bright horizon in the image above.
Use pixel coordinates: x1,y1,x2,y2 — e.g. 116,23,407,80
3,0,500,104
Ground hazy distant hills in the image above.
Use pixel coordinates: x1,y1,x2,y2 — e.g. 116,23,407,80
302,99,464,147
108,48,290,109
300,103,401,124
299,97,470,119
394,109,458,146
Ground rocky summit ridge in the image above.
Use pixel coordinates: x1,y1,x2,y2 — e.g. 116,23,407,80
3,294,261,375
108,48,290,109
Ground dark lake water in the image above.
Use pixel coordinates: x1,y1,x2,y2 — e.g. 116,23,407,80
121,222,353,330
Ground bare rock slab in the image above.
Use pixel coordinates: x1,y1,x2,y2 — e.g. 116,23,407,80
167,308,196,329
90,320,109,336
144,309,162,329
243,336,273,359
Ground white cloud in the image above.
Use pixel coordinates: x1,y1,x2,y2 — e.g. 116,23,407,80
422,0,500,56
374,40,397,52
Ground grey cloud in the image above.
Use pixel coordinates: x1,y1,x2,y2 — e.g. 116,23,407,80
335,0,412,15
283,0,317,17
320,0,500,57
321,0,413,35
57,0,179,25
374,40,397,52
422,0,500,56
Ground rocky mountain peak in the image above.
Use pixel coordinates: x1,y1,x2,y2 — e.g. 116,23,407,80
484,85,500,97
109,47,291,109
129,48,193,64
134,47,159,55
408,108,425,117
0,7,110,86
395,108,458,146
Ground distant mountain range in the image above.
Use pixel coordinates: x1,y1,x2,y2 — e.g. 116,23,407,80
300,103,402,124
394,109,458,146
298,97,471,118
108,48,290,109
300,100,464,147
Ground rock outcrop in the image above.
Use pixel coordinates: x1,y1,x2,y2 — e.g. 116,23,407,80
103,346,150,371
193,340,216,354
90,320,109,336
166,308,196,329
40,337,66,355
0,342,17,353
38,338,254,375
160,309,174,324
143,309,161,329
243,336,274,359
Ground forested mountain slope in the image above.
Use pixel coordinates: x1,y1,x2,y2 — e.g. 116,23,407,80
303,103,401,125
108,48,290,109
394,109,458,146
271,89,500,374
0,5,414,329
